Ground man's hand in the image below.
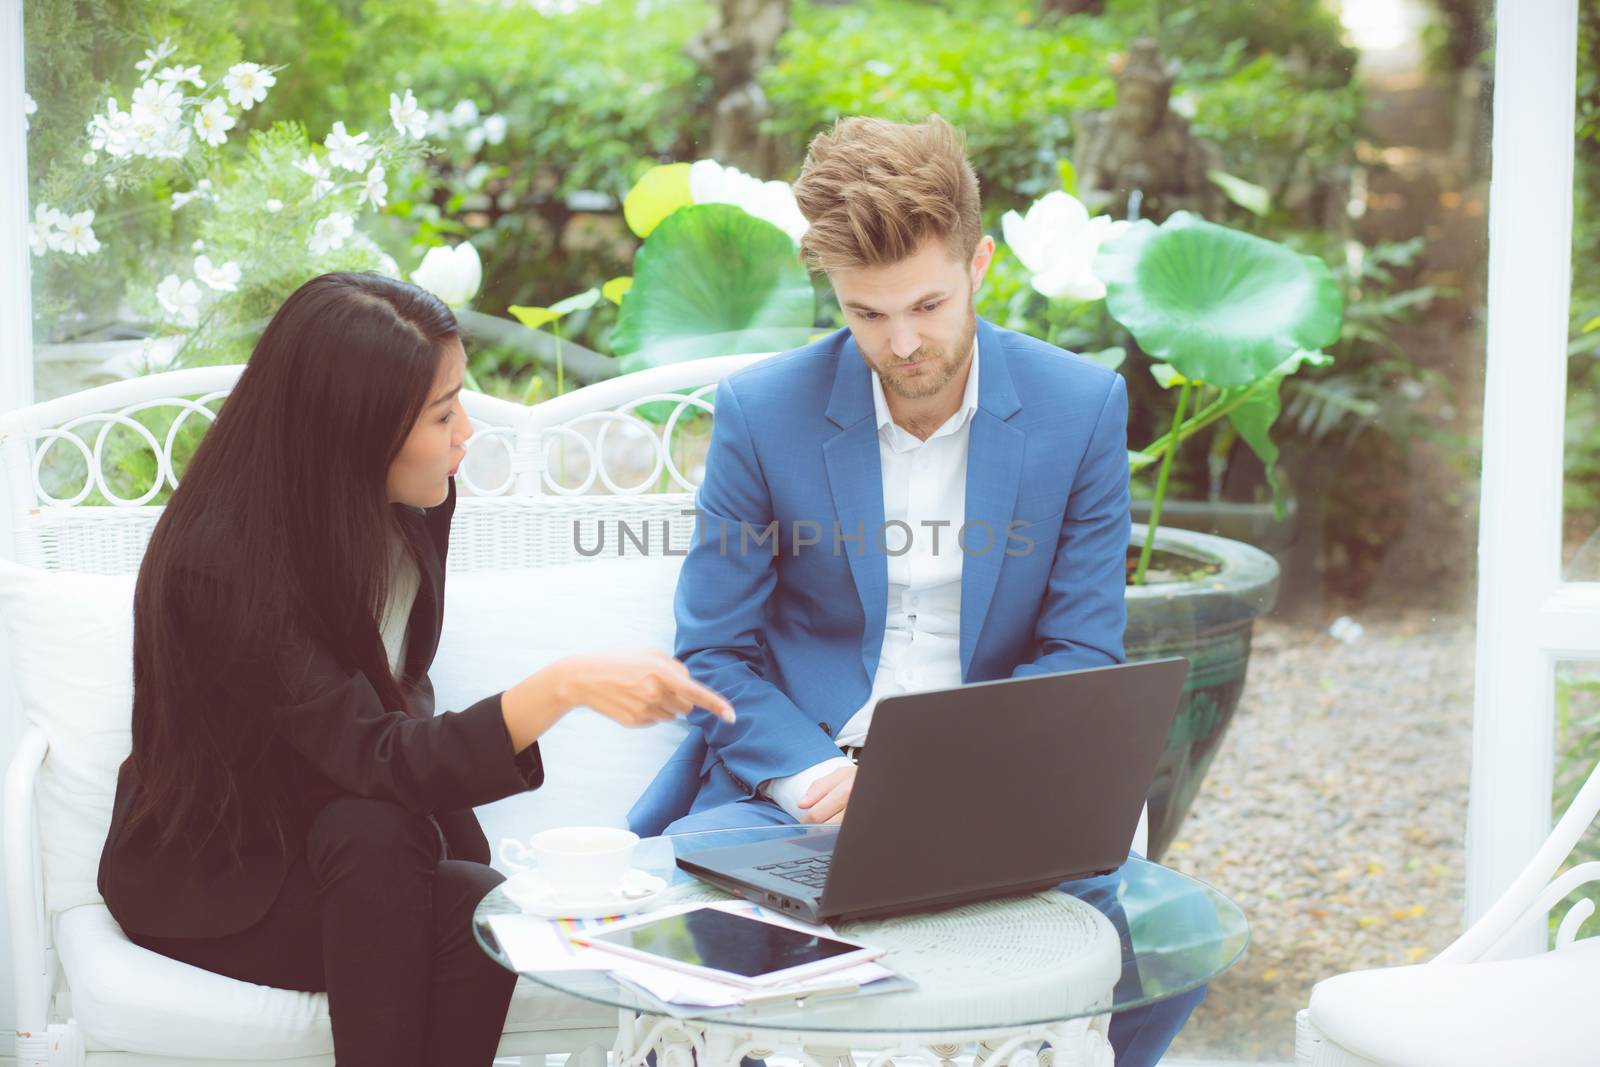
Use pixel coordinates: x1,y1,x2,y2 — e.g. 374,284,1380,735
796,764,857,824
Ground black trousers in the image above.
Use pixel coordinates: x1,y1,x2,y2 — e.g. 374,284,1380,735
130,796,516,1067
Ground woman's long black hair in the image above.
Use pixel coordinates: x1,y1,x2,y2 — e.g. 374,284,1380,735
125,272,460,858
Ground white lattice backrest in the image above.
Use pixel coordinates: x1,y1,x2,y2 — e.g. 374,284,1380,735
0,353,773,575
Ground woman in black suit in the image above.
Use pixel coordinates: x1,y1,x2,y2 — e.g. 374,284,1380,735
97,273,734,1067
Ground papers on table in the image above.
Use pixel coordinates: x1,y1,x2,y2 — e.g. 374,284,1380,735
485,899,904,1010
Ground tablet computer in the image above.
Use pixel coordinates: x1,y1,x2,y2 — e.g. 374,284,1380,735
579,905,882,987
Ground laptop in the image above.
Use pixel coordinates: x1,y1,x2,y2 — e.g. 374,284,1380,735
676,656,1189,923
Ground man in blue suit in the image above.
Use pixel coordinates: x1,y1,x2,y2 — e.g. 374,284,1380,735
629,115,1203,1065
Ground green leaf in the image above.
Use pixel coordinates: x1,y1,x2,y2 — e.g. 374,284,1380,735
1058,158,1079,197
550,288,601,315
623,162,693,239
1221,349,1333,516
1150,363,1188,388
612,203,816,374
1583,314,1600,334
1080,346,1125,371
507,305,563,331
1207,169,1272,216
602,276,634,305
1096,212,1343,389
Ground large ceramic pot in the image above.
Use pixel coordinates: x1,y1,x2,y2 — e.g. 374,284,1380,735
1130,494,1299,574
1126,523,1279,859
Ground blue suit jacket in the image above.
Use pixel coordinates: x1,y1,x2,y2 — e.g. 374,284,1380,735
627,318,1131,835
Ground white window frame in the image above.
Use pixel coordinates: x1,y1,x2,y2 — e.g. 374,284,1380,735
1,0,32,432
1468,0,1590,952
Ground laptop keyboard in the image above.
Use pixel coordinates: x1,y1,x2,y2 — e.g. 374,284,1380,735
756,855,832,889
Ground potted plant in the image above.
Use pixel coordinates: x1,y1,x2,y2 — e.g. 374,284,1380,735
1004,191,1343,856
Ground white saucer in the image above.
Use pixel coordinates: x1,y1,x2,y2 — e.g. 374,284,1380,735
503,868,669,919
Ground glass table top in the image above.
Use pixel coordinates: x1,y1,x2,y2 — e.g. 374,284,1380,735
473,825,1248,1034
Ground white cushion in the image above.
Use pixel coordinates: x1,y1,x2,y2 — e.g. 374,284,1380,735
57,904,615,1058
1308,937,1600,1067
1,552,690,1056
0,554,688,911
0,562,136,912
432,555,690,862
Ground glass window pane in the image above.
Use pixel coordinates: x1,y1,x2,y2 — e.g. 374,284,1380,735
1567,6,1600,575
1158,0,1489,1057
23,1,1496,1062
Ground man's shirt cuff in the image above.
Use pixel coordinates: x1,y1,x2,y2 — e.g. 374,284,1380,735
761,756,856,821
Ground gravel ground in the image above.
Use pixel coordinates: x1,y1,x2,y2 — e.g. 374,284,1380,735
1160,608,1476,1062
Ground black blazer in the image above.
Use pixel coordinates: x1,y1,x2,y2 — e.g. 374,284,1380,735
98,481,543,939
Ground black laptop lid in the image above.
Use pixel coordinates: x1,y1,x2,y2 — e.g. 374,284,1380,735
817,657,1190,918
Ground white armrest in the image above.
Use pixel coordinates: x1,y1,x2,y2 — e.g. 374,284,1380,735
5,725,52,1036
1438,752,1600,963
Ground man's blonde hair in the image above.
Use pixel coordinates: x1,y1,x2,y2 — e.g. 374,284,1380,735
793,114,982,273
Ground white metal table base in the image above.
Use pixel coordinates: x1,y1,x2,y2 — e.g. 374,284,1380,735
611,1007,1116,1067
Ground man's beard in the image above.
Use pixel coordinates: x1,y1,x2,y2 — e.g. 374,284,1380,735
874,303,978,401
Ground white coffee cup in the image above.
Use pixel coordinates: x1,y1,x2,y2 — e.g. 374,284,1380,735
499,826,639,897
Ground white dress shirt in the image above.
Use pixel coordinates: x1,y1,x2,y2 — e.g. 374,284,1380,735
764,341,980,819
378,535,420,677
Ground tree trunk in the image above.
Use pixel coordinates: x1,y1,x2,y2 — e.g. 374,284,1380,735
687,0,793,177
1041,0,1104,16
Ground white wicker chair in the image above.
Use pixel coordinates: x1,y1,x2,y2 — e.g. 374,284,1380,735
0,353,769,1067
1294,755,1600,1067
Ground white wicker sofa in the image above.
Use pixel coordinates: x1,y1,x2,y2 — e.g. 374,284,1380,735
0,354,768,1067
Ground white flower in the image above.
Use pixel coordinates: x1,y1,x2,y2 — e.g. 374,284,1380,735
294,154,335,200
1000,191,1130,302
389,89,428,139
223,62,275,109
324,121,373,172
308,212,355,255
465,114,508,152
157,64,205,87
1170,92,1198,120
52,211,101,256
425,109,452,139
171,187,205,210
22,93,36,130
88,100,135,158
375,252,401,278
27,204,63,257
359,164,388,209
191,239,205,252
410,242,482,307
82,152,96,165
688,159,809,244
148,119,192,160
130,79,183,130
157,274,204,327
194,255,241,292
448,99,480,129
265,198,284,213
135,39,175,78
194,98,235,147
